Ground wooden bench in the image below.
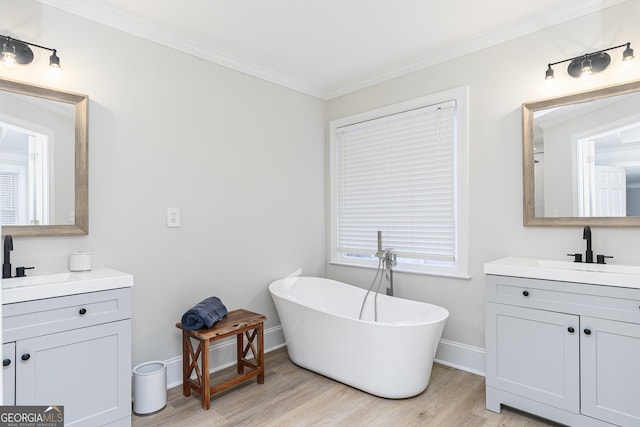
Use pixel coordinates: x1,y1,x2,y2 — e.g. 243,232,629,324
176,309,266,409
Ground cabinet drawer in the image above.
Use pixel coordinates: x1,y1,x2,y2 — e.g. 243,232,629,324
486,275,640,324
2,288,131,342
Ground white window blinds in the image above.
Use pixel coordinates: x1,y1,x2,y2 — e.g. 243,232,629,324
0,171,19,225
335,100,457,263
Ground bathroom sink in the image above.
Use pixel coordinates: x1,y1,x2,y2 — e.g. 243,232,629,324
2,268,134,304
3,272,74,289
484,257,640,288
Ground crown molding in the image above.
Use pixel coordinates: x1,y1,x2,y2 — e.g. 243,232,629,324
322,0,630,99
36,0,325,98
37,0,629,100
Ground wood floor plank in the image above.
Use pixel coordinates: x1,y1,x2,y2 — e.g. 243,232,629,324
132,347,563,426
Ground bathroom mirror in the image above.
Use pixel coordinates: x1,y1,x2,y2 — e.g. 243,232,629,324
0,77,88,236
523,79,640,226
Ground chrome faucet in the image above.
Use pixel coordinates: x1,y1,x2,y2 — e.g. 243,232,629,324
3,235,13,279
583,226,593,263
376,231,397,296
375,231,385,260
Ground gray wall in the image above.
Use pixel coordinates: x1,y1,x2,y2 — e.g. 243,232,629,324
0,0,327,365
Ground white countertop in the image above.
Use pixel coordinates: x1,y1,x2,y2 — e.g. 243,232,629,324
1,268,134,304
484,257,640,289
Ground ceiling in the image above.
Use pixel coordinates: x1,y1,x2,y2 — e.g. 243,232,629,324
38,0,627,99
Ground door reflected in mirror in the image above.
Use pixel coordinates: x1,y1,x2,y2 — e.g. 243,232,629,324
533,91,640,218
0,93,75,226
523,80,640,226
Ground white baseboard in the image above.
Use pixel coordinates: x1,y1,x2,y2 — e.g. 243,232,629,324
434,338,486,376
163,326,485,390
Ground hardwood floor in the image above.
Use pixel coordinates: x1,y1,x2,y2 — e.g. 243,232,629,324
132,347,562,426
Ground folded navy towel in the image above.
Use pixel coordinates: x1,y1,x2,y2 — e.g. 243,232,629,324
181,296,228,330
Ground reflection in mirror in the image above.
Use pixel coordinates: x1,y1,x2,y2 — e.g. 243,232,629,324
0,93,74,225
0,78,88,236
523,80,640,226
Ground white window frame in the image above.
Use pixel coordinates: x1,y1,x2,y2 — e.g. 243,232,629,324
0,115,53,226
329,86,469,278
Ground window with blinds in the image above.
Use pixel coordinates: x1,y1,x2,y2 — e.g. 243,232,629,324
0,171,19,225
330,88,469,277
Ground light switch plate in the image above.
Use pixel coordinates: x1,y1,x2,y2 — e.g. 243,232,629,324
166,207,181,227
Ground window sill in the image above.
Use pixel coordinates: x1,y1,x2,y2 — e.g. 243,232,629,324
327,261,472,280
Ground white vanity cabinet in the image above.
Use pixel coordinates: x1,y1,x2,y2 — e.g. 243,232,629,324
2,280,132,427
580,316,640,425
3,342,15,405
485,273,640,427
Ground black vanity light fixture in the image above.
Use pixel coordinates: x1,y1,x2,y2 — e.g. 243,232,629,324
545,42,634,80
1,34,61,70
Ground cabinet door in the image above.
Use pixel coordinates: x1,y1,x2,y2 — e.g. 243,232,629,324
2,342,15,405
486,303,580,412
15,320,131,427
581,317,640,426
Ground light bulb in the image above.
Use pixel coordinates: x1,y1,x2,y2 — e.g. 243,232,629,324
580,57,592,80
2,52,17,69
623,59,635,71
2,40,17,69
623,44,635,71
48,65,61,78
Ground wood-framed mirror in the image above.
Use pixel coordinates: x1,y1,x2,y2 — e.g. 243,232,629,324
523,79,640,226
0,77,88,236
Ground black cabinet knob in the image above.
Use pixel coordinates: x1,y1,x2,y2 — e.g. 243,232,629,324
3,358,10,367
584,328,592,335
568,327,575,333
522,290,529,297
79,308,87,315
21,354,30,361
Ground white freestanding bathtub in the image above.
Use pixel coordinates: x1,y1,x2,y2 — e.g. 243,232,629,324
268,276,449,398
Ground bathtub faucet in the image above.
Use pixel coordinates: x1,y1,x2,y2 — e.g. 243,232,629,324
383,251,397,296
376,231,397,296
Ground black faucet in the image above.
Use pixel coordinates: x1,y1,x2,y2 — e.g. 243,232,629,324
3,235,13,278
569,226,613,264
583,226,593,263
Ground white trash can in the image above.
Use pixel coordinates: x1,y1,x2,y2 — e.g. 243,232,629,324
132,361,167,415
